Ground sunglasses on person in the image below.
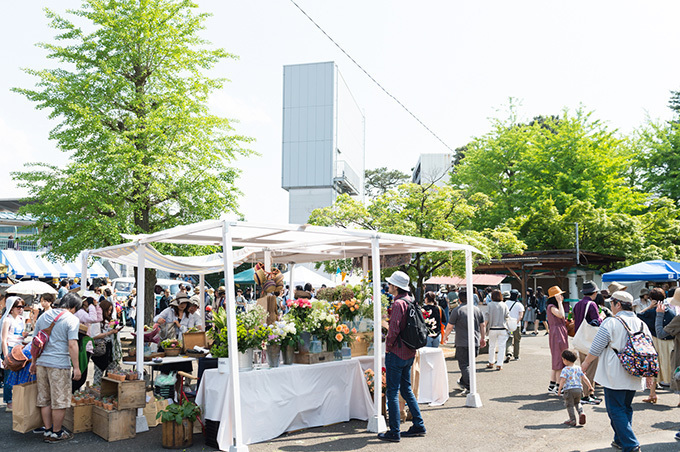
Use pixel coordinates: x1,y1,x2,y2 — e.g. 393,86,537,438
14,304,25,309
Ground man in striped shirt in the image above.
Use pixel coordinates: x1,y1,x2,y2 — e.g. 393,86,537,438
582,291,653,452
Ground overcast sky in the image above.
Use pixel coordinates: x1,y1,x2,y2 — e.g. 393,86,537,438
2,1,680,223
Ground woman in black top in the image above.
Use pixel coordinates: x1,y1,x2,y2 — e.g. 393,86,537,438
422,291,443,348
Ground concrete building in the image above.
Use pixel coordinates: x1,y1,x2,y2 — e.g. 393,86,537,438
281,61,365,224
412,153,453,187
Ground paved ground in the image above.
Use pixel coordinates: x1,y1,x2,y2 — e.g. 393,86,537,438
1,332,678,451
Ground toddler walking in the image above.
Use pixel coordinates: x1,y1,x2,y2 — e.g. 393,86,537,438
557,349,593,427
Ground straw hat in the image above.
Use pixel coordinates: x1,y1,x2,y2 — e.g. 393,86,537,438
548,286,565,298
608,282,627,294
188,295,200,307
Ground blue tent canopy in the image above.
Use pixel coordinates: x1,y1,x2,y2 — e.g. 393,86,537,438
602,260,680,282
233,267,254,284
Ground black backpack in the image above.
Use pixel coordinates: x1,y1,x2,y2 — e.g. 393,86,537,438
399,298,428,350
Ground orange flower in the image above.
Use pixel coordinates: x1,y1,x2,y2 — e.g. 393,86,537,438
351,327,357,334
336,325,343,332
356,337,362,342
342,324,350,334
350,307,355,312
345,300,351,306
335,333,343,342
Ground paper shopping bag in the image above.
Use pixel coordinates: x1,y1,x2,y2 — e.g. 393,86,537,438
12,381,43,433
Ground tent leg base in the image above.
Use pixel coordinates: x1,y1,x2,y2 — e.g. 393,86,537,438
367,414,387,433
135,414,149,433
229,444,249,452
465,392,483,408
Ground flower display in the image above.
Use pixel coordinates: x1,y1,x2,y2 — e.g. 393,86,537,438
266,319,298,347
333,298,362,322
364,367,386,394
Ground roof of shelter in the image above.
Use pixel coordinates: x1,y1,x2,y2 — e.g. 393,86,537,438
425,274,506,286
120,220,483,264
474,249,623,272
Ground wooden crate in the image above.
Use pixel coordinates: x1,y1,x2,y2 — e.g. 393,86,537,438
350,333,373,357
92,406,135,442
101,377,146,410
64,404,93,433
182,331,206,351
293,351,334,364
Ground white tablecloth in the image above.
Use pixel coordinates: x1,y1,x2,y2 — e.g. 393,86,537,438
357,347,449,406
196,359,373,447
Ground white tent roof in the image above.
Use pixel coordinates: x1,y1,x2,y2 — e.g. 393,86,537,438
88,242,255,274
122,220,482,264
285,266,336,289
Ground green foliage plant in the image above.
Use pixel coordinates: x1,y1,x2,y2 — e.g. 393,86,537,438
157,400,201,424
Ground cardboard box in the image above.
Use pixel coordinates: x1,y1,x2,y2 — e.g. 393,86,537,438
101,377,146,410
143,391,170,428
63,404,93,433
293,351,334,364
92,406,135,441
182,331,206,351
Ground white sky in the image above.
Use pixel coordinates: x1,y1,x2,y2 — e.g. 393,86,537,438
2,1,680,223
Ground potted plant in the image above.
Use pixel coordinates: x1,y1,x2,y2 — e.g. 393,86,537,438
266,319,298,367
160,339,182,356
157,400,201,449
210,327,230,373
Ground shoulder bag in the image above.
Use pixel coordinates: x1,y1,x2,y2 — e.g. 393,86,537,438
572,301,598,354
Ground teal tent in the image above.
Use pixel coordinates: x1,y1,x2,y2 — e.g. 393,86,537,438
233,267,255,284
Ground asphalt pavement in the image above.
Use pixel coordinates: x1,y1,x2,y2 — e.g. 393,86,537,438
1,332,678,451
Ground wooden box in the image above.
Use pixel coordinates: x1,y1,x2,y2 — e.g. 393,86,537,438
101,377,146,410
182,331,206,351
293,351,334,365
92,406,136,441
350,333,373,357
143,391,170,428
64,404,93,433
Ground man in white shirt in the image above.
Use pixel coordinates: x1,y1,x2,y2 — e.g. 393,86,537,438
582,291,653,452
505,289,525,361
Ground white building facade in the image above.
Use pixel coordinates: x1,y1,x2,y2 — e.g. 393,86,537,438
281,62,365,224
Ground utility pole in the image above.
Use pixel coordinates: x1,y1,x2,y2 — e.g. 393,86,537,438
575,222,580,265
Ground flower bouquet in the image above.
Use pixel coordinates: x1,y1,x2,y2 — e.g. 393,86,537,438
161,339,182,356
333,298,362,322
321,323,356,352
364,367,386,395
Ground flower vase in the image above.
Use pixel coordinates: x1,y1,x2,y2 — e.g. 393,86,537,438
341,343,352,359
282,345,295,365
298,332,312,353
267,344,281,368
238,349,254,371
218,357,230,374
333,349,342,361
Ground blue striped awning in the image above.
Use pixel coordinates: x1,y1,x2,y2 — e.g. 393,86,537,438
0,250,109,279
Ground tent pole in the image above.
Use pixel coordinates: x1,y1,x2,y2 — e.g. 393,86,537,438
80,251,88,291
367,236,386,433
223,221,248,452
288,262,295,301
135,244,149,431
199,273,205,330
465,249,482,407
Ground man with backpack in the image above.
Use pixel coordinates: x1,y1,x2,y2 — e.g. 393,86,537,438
582,291,656,452
378,270,426,442
29,293,82,443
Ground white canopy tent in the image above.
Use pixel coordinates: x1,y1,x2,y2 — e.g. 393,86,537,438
82,220,483,451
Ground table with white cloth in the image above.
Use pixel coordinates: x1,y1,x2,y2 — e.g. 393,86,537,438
357,347,449,406
195,358,374,447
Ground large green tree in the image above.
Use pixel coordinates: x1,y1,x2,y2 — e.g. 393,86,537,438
451,109,646,229
309,184,525,300
13,0,252,323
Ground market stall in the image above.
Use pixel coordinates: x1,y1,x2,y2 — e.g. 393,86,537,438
196,359,372,445
82,219,483,452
